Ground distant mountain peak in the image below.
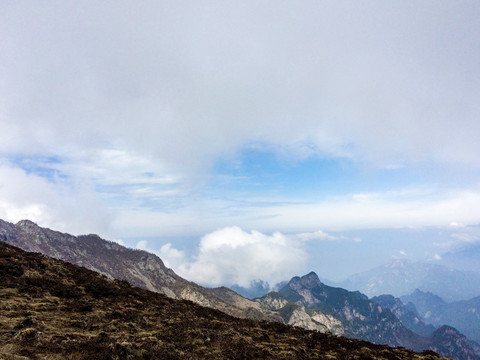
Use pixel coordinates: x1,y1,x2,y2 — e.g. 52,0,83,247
305,271,319,278
412,288,427,296
300,271,321,282
410,289,446,303
288,271,322,290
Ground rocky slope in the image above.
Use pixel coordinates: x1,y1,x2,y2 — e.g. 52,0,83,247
278,272,420,347
257,291,345,334
0,219,280,323
0,241,450,360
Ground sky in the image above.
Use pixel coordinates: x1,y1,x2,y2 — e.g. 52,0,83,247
1,1,480,287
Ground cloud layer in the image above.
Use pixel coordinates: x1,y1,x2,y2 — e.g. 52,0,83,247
1,1,480,241
2,1,480,168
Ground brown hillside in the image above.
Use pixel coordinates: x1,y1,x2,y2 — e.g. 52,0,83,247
0,242,449,360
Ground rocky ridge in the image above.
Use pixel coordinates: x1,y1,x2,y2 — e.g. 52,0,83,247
0,219,280,323
371,294,436,336
261,272,480,360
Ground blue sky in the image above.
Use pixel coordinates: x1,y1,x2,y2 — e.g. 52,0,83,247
212,146,472,200
1,1,480,287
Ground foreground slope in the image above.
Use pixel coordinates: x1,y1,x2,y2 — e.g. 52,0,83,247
0,219,279,322
0,242,447,360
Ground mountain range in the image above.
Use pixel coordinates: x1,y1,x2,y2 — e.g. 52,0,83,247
258,272,480,359
2,240,449,360
402,289,480,345
339,259,480,302
1,219,479,359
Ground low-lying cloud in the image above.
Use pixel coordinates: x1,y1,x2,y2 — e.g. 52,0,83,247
139,226,313,288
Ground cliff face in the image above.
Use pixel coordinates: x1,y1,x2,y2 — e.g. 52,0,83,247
0,241,450,360
257,291,344,335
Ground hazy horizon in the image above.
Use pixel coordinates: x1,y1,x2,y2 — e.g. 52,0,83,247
1,1,480,289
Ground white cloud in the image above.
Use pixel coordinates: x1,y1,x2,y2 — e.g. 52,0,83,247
240,188,480,232
155,226,310,288
90,185,480,239
158,243,187,270
45,149,187,201
5,155,480,239
0,164,110,235
0,149,191,238
433,226,480,251
1,1,480,169
1,1,480,243
294,230,337,242
451,233,476,243
136,240,149,251
135,239,187,271
111,238,126,247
